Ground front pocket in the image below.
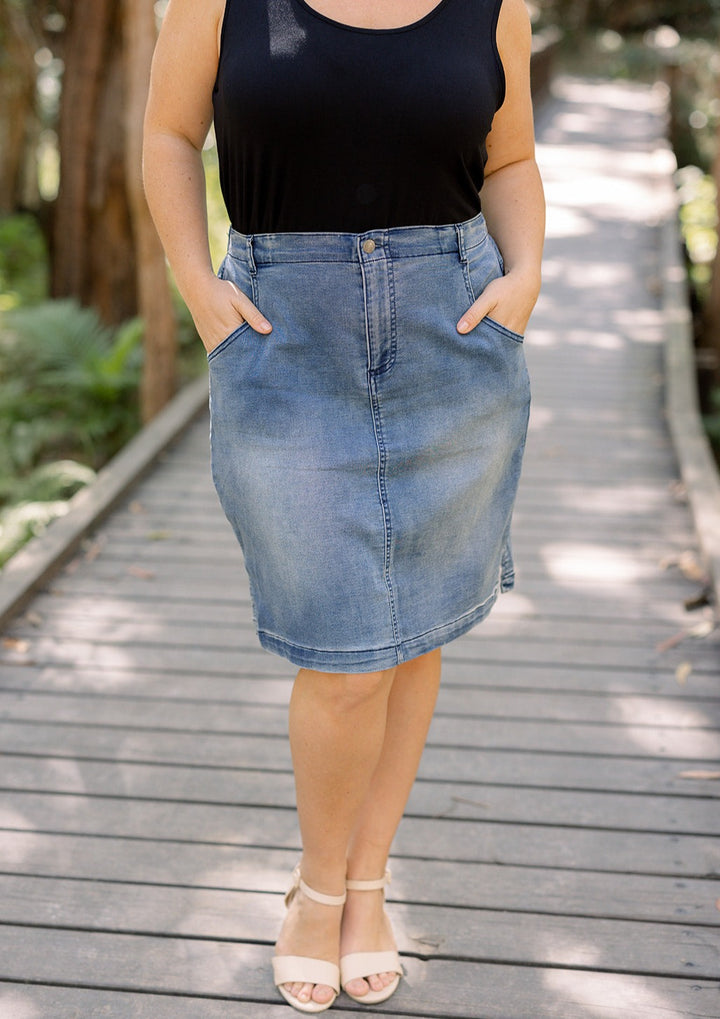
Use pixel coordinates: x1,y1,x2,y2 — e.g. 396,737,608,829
462,235,503,306
483,315,524,343
463,236,525,343
206,321,252,362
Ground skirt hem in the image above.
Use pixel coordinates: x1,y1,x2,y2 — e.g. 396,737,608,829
257,580,508,672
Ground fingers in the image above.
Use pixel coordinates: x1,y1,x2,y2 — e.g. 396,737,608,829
456,273,535,336
457,298,490,335
456,276,503,334
226,280,272,334
457,288,503,334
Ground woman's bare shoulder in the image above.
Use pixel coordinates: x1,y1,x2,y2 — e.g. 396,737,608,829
496,0,532,55
160,0,226,45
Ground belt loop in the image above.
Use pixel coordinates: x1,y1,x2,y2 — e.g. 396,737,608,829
246,234,257,275
454,222,467,263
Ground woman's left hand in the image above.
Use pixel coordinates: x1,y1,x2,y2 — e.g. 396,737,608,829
456,268,540,337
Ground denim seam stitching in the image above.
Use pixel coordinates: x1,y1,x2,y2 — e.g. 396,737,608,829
460,256,476,306
369,376,401,655
373,256,397,376
257,629,400,656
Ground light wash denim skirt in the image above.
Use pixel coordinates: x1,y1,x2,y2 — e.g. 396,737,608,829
208,212,530,672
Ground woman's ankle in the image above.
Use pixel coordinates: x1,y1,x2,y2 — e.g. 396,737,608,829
345,842,392,882
298,855,348,897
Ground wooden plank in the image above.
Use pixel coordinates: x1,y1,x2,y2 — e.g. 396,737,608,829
1,792,718,877
0,724,716,800
0,927,717,1018
1,710,718,767
1,690,718,758
0,875,716,978
3,724,719,797
4,657,719,699
0,831,717,925
1,682,718,731
1,754,718,836
0,826,714,895
0,986,334,1019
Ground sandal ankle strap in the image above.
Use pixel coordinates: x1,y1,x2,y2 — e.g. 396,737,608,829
286,864,347,907
299,875,347,906
345,868,391,892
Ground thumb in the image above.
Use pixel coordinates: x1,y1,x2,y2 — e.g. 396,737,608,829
227,280,272,334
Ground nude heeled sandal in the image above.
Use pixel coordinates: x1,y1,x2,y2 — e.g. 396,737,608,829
272,865,347,1014
340,870,403,1005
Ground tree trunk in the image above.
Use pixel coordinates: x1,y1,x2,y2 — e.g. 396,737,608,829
51,0,137,323
123,0,177,420
0,3,39,215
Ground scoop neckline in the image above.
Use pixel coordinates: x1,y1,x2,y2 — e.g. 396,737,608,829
290,0,452,34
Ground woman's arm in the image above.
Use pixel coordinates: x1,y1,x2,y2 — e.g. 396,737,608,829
143,0,270,352
457,0,545,336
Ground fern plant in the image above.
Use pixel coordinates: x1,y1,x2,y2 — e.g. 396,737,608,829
0,299,143,482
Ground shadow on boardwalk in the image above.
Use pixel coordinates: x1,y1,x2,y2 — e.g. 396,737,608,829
0,78,719,1019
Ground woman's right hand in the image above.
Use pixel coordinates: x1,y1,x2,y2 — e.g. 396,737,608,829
189,274,272,355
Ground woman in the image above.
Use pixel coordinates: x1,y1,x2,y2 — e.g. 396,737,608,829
143,0,544,1011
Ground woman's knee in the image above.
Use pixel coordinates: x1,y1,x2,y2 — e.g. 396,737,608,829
297,666,397,714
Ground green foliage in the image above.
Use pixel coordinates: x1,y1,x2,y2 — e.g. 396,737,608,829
676,167,717,302
0,298,143,485
0,213,49,308
0,458,96,566
667,38,720,172
0,459,96,506
0,499,70,568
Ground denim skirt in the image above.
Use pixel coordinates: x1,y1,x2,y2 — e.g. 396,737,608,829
208,212,530,672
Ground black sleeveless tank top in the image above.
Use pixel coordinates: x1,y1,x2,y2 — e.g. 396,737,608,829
212,0,505,234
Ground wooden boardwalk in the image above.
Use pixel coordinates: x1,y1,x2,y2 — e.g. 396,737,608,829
1,78,719,1018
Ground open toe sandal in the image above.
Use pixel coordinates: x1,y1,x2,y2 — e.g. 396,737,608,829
340,870,403,1005
272,865,347,1014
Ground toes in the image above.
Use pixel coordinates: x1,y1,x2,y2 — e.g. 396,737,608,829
367,971,397,991
344,971,398,996
284,981,335,1005
285,981,312,1003
344,977,370,997
312,984,336,1004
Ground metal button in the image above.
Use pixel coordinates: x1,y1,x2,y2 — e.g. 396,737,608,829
362,239,376,254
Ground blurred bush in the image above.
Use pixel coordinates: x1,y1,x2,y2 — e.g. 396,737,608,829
0,299,143,478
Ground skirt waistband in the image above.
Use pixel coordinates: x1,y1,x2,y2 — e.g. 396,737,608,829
225,211,489,265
